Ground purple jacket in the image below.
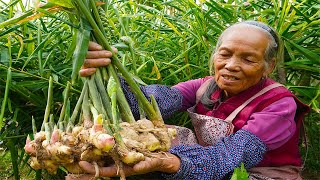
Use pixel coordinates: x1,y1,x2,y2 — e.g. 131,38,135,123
183,78,310,166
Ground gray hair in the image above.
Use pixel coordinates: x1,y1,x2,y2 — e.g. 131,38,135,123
209,21,283,74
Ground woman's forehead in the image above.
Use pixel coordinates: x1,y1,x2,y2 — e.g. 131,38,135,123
220,26,269,47
216,27,269,57
222,24,270,39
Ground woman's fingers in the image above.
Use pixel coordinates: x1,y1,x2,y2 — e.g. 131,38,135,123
79,68,96,77
83,41,118,77
65,160,159,180
83,58,111,68
79,161,134,177
88,41,103,51
111,47,118,54
132,157,157,173
65,174,94,180
74,153,179,177
78,161,102,175
80,58,111,77
86,50,112,59
87,42,118,59
79,161,118,177
133,153,180,174
86,49,118,59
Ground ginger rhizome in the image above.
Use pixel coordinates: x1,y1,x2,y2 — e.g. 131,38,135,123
25,73,176,179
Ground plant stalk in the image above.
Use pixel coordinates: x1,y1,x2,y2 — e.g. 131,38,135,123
70,82,88,124
58,82,71,123
150,95,165,127
32,116,37,135
94,68,112,120
108,66,135,123
74,0,158,121
41,76,53,131
81,84,92,129
87,75,109,122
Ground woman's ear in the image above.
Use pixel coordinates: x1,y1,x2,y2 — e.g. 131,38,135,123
263,58,276,77
209,52,216,75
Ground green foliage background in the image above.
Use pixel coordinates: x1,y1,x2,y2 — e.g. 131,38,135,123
0,0,319,179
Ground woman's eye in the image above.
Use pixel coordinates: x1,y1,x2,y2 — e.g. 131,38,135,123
243,57,254,63
219,53,230,57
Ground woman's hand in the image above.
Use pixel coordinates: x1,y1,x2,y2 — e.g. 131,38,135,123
80,41,118,77
65,152,180,179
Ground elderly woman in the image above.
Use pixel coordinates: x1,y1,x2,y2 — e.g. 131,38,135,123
75,21,309,179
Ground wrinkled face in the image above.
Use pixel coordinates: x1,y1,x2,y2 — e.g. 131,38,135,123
214,26,273,98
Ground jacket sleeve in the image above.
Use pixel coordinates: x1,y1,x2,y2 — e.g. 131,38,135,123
172,77,211,110
242,97,297,150
161,129,267,180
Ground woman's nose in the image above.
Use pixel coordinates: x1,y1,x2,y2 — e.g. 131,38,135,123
225,57,240,71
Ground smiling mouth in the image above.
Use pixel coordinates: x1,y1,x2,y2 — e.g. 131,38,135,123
222,75,239,81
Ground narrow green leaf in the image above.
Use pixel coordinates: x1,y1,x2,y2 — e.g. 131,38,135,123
291,5,311,23
64,29,78,63
35,8,78,29
48,0,74,9
0,0,21,14
288,86,318,101
0,3,55,29
205,1,234,23
0,10,33,29
137,4,162,14
0,68,11,131
37,20,43,76
71,20,90,85
22,26,61,70
15,34,24,60
162,16,183,37
283,37,320,65
0,24,24,37
6,139,20,180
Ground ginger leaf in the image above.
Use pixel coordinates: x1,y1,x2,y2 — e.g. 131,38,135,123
231,163,249,180
48,0,74,8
